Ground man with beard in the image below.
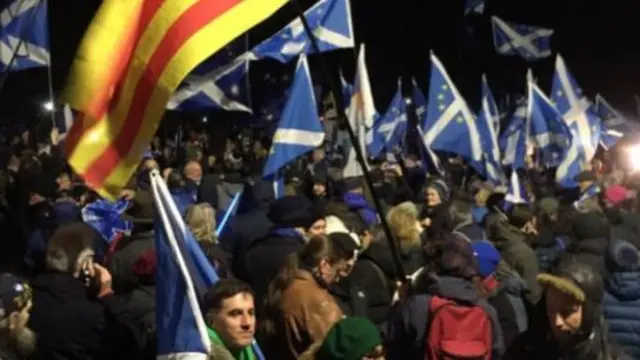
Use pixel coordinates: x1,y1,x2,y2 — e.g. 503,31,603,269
0,273,36,360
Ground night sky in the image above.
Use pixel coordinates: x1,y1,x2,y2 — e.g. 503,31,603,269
2,0,640,127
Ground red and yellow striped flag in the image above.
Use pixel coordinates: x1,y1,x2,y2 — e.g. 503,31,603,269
62,0,288,200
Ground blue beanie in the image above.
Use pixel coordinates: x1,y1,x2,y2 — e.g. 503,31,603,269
472,241,501,278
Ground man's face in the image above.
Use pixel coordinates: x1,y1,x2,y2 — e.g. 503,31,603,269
210,292,256,349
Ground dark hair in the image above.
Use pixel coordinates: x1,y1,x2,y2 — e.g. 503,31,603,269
203,278,253,313
508,204,534,229
46,222,97,273
167,170,186,190
261,235,347,334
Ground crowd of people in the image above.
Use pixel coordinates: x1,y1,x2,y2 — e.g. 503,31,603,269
0,124,638,360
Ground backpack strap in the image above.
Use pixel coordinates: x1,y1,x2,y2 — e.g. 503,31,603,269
453,230,473,243
361,259,391,296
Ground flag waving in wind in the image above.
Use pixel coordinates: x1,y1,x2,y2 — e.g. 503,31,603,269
150,169,266,360
423,52,482,162
343,44,377,178
263,55,325,197
0,0,49,71
251,0,355,63
62,0,288,200
491,16,553,61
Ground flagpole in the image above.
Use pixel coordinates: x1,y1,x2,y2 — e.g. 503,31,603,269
45,0,55,127
291,0,407,280
0,0,42,98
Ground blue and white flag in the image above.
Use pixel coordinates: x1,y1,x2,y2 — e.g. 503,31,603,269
595,94,640,134
167,57,251,112
423,52,482,162
150,171,215,360
464,0,484,15
0,0,49,71
344,45,377,178
476,75,504,184
369,80,407,158
81,199,132,243
491,16,553,61
552,55,601,187
499,98,528,169
505,170,528,205
263,55,325,198
251,0,354,63
527,80,572,167
573,183,600,210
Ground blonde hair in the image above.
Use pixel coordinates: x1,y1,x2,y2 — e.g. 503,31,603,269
386,202,421,249
185,203,217,243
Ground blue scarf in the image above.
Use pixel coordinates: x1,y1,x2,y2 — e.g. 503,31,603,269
269,227,306,242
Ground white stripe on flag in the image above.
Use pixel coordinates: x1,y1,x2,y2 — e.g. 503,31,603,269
274,128,325,147
150,170,211,357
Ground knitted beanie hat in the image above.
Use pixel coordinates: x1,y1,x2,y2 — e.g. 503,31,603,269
316,317,382,360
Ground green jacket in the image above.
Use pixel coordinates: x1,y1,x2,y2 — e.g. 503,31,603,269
208,327,256,360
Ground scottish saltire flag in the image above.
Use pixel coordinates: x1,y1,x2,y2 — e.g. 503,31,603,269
573,183,600,210
168,38,250,112
0,0,49,71
499,98,528,169
263,55,324,198
476,75,504,184
491,16,553,61
251,0,354,63
464,0,484,15
527,81,572,167
416,125,445,176
167,56,251,112
481,74,500,134
81,199,132,243
505,170,528,205
595,94,640,134
552,55,601,187
369,80,407,158
423,52,482,162
344,45,377,178
150,170,229,360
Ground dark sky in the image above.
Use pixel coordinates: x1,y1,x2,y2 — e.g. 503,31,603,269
2,0,640,126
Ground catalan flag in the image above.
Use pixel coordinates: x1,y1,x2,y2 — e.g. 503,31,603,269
62,0,288,200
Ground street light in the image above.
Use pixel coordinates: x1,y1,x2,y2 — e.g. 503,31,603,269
43,101,54,112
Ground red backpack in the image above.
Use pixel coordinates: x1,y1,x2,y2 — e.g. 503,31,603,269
425,295,492,360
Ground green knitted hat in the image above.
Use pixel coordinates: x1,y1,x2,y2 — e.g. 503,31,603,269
317,317,382,360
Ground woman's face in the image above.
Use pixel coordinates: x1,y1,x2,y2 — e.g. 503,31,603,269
545,286,584,345
426,187,441,207
318,258,349,284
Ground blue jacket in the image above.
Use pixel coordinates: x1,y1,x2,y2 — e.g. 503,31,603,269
603,269,640,359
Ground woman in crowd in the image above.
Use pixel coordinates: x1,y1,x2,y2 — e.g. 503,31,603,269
259,234,354,360
504,260,630,360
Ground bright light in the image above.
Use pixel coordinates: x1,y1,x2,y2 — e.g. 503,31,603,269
404,98,412,105
202,116,208,123
627,144,640,171
43,101,54,112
